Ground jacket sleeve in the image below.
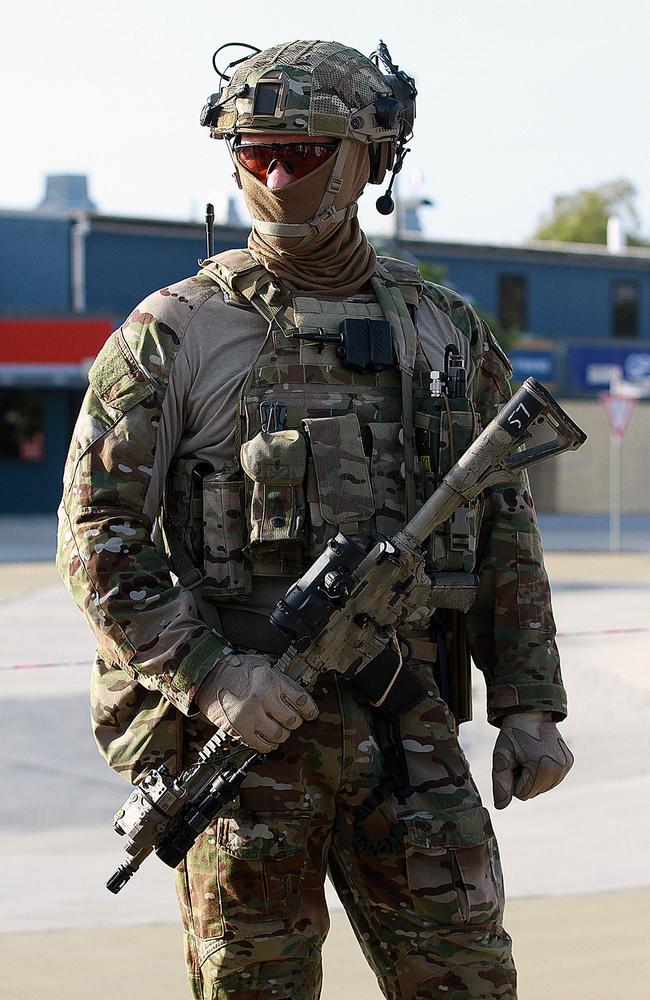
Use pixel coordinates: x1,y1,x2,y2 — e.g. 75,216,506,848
466,318,567,724
56,294,229,715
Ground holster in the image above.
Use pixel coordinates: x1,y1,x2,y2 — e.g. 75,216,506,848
432,610,473,726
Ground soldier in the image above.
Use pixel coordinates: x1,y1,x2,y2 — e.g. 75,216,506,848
57,39,573,1000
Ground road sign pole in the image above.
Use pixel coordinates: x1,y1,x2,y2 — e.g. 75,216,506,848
609,433,622,552
601,392,637,553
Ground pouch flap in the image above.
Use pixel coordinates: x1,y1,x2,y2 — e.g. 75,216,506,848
217,811,309,860
302,413,374,524
365,421,402,454
403,804,494,851
240,430,307,486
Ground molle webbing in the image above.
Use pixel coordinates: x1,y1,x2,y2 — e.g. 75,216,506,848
198,250,428,585
371,264,420,520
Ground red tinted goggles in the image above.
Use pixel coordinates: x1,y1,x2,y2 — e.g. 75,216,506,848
234,141,338,180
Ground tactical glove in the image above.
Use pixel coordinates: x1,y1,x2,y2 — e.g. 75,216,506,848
195,652,319,754
492,711,574,810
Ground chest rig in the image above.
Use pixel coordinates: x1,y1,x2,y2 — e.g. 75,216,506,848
166,250,483,614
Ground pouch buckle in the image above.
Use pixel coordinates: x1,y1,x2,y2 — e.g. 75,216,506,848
179,566,204,590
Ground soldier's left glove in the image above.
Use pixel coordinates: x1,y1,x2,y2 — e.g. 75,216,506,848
492,711,574,810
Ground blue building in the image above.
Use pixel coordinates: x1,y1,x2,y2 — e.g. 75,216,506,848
413,237,650,395
1,201,649,513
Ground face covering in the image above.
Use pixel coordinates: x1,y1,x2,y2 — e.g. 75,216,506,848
239,139,377,297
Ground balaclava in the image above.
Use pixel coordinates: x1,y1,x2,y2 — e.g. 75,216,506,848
239,139,376,297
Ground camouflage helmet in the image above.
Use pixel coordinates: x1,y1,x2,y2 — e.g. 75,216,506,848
201,39,414,146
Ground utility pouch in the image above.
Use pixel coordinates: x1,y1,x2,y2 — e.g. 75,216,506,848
414,409,441,501
163,457,212,568
240,429,307,545
338,317,394,372
416,401,482,573
363,422,406,536
202,466,252,598
302,413,374,532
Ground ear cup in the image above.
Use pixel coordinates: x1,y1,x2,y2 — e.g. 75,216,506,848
368,141,396,185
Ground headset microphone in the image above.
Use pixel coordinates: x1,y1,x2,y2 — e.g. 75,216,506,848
376,193,394,215
370,41,416,216
375,138,410,215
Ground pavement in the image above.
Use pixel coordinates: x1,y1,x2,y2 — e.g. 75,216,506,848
1,889,649,1000
1,547,649,998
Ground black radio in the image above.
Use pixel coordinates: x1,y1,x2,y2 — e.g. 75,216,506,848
293,317,394,373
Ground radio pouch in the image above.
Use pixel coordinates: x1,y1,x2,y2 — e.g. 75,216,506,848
240,429,307,544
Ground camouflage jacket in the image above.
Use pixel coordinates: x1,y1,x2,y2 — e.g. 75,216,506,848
57,258,566,777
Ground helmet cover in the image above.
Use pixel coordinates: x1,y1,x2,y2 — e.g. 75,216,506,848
202,39,399,143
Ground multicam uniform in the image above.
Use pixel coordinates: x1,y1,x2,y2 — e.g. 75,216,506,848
57,249,566,1000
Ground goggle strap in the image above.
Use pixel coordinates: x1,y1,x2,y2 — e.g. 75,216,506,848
226,138,243,188
250,202,356,238
313,138,352,218
255,138,353,239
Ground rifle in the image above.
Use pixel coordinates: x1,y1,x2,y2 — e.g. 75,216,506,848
106,377,585,893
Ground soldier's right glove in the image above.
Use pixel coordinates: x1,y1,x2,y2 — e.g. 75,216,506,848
195,652,319,754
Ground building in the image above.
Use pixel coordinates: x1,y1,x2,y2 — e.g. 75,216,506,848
415,237,650,394
1,198,649,514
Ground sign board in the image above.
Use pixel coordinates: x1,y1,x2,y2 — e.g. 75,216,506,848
510,350,556,384
568,345,650,393
600,393,637,437
569,345,650,390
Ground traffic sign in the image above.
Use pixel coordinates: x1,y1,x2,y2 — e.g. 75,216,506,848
600,393,637,438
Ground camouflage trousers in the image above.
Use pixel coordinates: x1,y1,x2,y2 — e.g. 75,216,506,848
175,660,517,999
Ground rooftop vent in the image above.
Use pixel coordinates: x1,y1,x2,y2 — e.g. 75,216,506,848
37,174,97,213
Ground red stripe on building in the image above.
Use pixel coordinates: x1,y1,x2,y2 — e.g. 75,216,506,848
0,318,113,364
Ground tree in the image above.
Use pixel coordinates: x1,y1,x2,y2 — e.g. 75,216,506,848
532,178,648,246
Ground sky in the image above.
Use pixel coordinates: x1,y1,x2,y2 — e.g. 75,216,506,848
2,0,649,245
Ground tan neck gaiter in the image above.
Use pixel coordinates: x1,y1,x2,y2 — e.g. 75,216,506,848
240,141,376,298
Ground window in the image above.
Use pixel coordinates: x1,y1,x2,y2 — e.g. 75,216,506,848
0,391,45,461
612,281,639,338
498,274,527,332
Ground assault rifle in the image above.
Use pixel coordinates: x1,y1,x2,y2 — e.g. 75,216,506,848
106,377,585,893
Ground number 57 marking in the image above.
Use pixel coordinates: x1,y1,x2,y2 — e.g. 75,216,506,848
507,402,531,430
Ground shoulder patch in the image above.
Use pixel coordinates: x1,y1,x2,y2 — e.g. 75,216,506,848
118,276,218,391
88,332,155,411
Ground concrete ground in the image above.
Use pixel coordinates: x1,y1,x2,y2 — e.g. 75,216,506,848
1,889,649,1000
1,551,649,998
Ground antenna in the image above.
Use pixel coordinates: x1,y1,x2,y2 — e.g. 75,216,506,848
205,203,214,259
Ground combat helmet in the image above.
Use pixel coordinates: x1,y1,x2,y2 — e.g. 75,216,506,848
200,39,417,227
